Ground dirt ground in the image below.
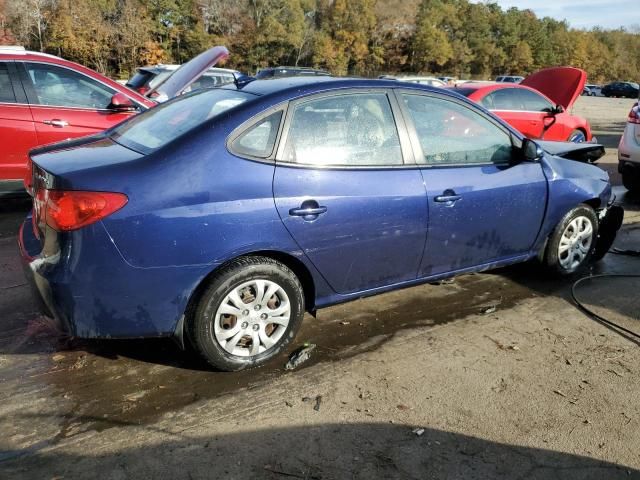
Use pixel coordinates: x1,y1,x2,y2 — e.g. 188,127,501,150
1,96,640,479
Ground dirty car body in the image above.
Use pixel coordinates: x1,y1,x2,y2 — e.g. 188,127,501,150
19,77,623,369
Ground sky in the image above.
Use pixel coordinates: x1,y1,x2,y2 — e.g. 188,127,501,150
471,0,640,30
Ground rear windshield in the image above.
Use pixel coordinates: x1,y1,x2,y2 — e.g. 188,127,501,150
126,70,154,89
111,89,253,154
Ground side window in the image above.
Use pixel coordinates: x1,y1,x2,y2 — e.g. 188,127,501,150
231,111,283,158
401,94,513,166
517,89,553,112
282,93,403,166
25,63,115,109
483,88,524,110
0,63,16,103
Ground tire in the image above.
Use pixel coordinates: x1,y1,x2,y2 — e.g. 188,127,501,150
622,169,640,193
567,129,586,143
187,256,305,371
543,205,598,276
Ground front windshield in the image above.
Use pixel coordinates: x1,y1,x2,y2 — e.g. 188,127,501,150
111,89,253,154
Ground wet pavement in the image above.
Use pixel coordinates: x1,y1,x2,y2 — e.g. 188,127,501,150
1,186,639,462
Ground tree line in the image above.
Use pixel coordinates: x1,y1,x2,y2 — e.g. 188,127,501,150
1,0,639,83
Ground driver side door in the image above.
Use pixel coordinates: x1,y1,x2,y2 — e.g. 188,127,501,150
399,92,548,276
18,62,137,146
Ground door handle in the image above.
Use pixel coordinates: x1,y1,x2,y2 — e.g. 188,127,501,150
43,119,69,128
289,206,327,216
289,200,327,220
434,190,462,204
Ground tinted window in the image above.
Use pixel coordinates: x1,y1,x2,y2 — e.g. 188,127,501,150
517,89,553,111
282,93,403,166
0,63,16,103
112,89,252,154
232,111,282,158
126,70,155,89
482,88,524,110
25,63,115,109
401,94,513,166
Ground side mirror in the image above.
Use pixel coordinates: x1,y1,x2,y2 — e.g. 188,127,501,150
108,93,137,112
523,138,543,162
553,104,565,114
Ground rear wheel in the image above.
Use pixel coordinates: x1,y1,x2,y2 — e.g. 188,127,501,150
543,205,598,275
188,256,305,371
622,169,640,193
567,129,586,143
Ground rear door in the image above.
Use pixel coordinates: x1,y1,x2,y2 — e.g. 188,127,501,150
273,90,429,294
398,92,547,276
18,61,137,146
0,61,38,183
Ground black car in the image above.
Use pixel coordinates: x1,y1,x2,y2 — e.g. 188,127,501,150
601,81,639,98
255,66,330,79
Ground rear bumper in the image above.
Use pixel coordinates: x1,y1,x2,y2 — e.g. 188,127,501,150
18,216,211,339
618,124,640,169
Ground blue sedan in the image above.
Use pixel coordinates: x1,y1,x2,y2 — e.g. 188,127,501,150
19,77,623,371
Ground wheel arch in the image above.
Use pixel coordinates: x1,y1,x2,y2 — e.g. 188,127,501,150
179,250,318,347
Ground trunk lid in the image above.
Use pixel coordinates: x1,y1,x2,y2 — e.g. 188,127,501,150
147,46,230,102
520,67,586,110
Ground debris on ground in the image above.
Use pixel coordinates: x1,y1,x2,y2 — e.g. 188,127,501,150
285,401,293,407
553,389,567,397
285,343,317,370
480,305,497,315
485,336,519,351
339,321,350,326
313,395,322,411
412,428,425,437
396,404,410,411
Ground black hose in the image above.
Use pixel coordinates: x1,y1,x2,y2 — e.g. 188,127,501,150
571,273,640,341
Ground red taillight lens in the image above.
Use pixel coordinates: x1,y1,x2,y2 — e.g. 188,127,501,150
628,104,640,124
45,191,128,231
24,157,34,194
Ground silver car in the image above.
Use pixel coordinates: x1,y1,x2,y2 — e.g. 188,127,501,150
618,102,640,192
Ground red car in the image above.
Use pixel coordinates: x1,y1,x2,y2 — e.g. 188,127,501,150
452,67,592,144
0,46,228,196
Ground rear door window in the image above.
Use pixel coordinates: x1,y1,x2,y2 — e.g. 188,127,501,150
281,93,403,166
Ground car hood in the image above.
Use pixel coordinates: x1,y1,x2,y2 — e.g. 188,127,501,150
537,140,605,163
148,46,230,102
520,67,586,109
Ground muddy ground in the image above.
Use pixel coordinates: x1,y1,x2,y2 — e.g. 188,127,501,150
1,96,639,479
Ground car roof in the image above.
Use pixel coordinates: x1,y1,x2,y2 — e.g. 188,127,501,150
0,49,62,61
219,76,462,100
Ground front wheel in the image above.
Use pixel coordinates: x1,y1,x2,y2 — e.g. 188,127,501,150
187,257,305,371
542,205,598,275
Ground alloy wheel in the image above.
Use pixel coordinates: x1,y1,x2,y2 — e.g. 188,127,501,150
558,216,594,270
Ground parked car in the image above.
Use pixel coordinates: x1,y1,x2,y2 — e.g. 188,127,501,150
126,65,241,96
378,75,446,87
585,84,602,96
618,101,640,192
20,76,623,371
0,45,228,196
436,76,456,84
582,86,596,96
255,66,329,79
602,82,640,98
496,75,524,83
453,67,593,143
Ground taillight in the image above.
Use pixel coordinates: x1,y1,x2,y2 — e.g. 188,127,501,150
43,191,128,231
24,157,34,195
628,104,640,124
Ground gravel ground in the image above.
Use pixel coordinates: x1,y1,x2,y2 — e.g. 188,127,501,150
1,96,639,479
